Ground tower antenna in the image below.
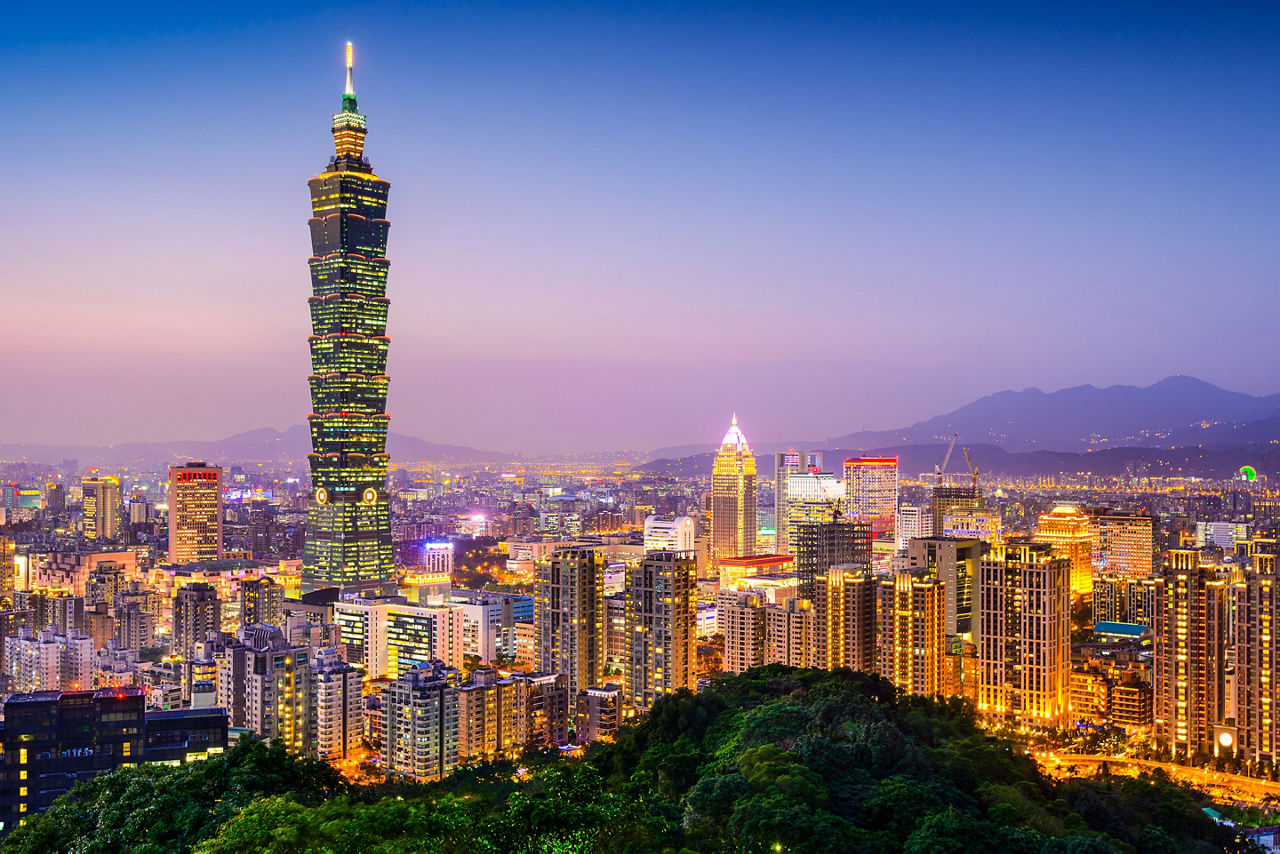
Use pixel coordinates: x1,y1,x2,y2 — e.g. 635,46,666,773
345,42,355,96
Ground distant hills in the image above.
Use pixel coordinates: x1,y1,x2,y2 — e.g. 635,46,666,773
641,376,1280,480
0,426,512,468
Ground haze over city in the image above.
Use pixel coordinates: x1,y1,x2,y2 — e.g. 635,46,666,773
7,2,1279,454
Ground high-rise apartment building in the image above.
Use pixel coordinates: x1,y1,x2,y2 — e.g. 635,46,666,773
642,516,696,553
81,475,121,541
710,416,757,568
1034,505,1094,599
624,551,696,710
764,598,816,668
1153,549,1227,760
309,647,363,760
3,627,94,693
217,625,314,754
536,548,605,699
878,570,945,698
843,457,898,539
302,44,395,595
168,462,224,565
383,661,461,782
1232,554,1280,765
241,577,286,628
173,583,222,660
976,543,1071,728
720,592,766,674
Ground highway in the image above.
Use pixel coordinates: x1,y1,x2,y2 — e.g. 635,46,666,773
1036,752,1280,804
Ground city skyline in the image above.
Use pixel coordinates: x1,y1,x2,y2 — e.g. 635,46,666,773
7,3,1280,455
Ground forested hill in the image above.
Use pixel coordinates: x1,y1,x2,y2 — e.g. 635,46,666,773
4,667,1247,853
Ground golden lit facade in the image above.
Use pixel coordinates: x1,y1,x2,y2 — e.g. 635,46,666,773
1090,511,1157,581
168,462,223,565
710,415,758,568
878,570,945,698
1233,554,1280,764
976,543,1071,728
624,550,696,710
303,43,395,593
1153,549,1227,760
843,457,898,539
535,548,604,700
764,598,816,668
81,475,121,541
1033,504,1094,599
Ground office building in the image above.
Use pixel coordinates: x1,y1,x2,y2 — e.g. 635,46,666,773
0,688,145,830
710,415,757,568
904,537,982,636
1091,511,1159,581
780,470,844,561
976,543,1071,728
1034,505,1094,599
930,485,982,540
895,503,932,550
624,551,696,711
843,457,898,539
536,548,604,699
167,462,224,565
81,475,121,541
773,449,803,555
302,44,396,595
643,516,696,553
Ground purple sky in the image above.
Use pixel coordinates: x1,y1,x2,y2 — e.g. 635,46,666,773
6,2,1279,454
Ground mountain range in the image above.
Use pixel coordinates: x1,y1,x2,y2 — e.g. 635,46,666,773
0,426,512,469
640,376,1280,480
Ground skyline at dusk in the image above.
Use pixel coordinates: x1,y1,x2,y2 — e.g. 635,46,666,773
8,2,1280,454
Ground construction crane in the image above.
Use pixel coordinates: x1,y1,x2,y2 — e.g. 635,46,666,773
962,446,979,489
934,434,958,485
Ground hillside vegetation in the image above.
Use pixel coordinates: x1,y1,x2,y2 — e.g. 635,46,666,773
3,666,1249,853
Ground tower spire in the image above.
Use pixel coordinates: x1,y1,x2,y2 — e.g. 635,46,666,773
344,41,355,96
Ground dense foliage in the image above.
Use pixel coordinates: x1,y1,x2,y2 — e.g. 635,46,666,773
4,666,1252,853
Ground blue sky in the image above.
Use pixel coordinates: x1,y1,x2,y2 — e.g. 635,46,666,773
6,2,1279,453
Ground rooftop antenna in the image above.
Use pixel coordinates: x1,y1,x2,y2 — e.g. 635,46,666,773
345,41,355,96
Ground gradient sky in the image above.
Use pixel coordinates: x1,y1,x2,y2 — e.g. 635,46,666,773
6,2,1279,454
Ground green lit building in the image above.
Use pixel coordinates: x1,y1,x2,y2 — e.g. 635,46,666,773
303,44,395,594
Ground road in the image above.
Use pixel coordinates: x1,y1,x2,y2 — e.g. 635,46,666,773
1036,752,1280,804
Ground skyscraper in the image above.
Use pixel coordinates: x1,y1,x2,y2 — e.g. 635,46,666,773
1090,511,1159,582
536,548,605,700
710,415,757,568
168,462,223,565
624,551,696,711
1153,549,1227,760
976,543,1071,728
772,449,802,555
930,485,982,539
878,570,945,698
303,43,395,595
844,457,898,540
81,476,121,541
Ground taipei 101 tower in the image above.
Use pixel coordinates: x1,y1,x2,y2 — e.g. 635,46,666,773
302,43,396,594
